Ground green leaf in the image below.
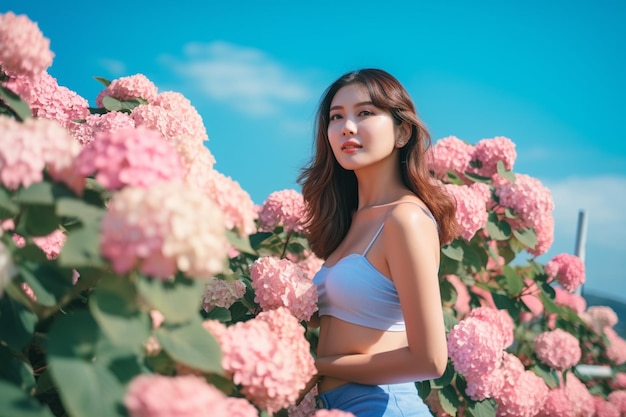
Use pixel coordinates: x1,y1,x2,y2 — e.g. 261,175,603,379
205,306,232,322
0,85,32,121
156,318,223,374
48,358,125,417
47,310,100,359
18,205,61,237
93,76,111,87
136,274,206,324
415,380,431,399
0,344,35,391
0,287,37,349
17,181,76,205
502,265,525,296
431,361,456,388
438,385,459,415
513,227,537,250
492,292,521,318
445,171,465,185
442,241,463,261
56,198,105,224
486,212,511,240
249,231,274,250
101,96,144,113
226,229,256,255
17,262,74,307
59,225,106,268
463,171,492,183
0,379,55,417
538,291,561,314
0,187,18,218
89,274,151,350
530,364,560,388
496,160,516,182
466,398,497,417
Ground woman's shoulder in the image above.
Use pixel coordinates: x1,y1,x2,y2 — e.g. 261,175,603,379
385,198,437,233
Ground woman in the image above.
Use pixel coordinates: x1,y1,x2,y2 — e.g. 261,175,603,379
297,69,459,416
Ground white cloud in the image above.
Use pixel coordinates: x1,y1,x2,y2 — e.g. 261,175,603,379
545,175,626,252
161,41,314,116
97,59,126,77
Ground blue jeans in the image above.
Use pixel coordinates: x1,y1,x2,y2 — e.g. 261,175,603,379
315,382,432,417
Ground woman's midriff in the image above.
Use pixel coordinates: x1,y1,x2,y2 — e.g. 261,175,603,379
316,315,409,393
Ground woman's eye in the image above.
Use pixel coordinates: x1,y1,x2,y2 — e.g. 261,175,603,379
329,114,342,120
359,110,373,116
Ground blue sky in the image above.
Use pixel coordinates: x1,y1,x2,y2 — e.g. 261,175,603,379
3,1,625,303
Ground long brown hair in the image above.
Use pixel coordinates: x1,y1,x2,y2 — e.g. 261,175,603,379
298,69,458,259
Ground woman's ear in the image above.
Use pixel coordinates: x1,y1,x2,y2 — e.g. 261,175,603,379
395,122,412,148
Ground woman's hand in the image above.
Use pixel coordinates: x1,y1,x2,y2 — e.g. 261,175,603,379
296,373,321,406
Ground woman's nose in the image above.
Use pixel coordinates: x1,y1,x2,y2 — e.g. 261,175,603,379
342,119,356,136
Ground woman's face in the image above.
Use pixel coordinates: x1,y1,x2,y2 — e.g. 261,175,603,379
327,83,406,172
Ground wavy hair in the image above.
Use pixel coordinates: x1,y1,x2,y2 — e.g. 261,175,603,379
297,69,458,259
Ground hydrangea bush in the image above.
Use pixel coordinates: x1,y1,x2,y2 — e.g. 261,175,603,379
0,11,625,417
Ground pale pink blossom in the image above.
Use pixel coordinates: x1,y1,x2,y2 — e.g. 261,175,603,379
580,306,618,334
5,72,89,130
534,329,581,371
464,364,504,400
100,183,228,279
250,256,318,321
96,73,159,107
32,229,66,259
68,111,135,146
426,136,474,182
0,117,83,192
287,387,318,417
202,277,247,312
520,279,544,322
554,287,586,314
495,354,548,417
217,314,313,413
171,136,216,185
198,169,257,237
593,395,620,417
607,390,626,413
538,374,594,417
447,314,506,378
131,91,208,142
443,183,488,241
296,252,324,280
124,374,231,417
258,189,306,233
495,173,554,255
469,136,516,178
467,306,515,349
76,126,183,190
545,253,586,292
223,397,258,417
0,12,54,76
610,372,626,390
604,327,626,365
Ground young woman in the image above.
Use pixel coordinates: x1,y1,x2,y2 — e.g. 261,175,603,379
298,69,459,416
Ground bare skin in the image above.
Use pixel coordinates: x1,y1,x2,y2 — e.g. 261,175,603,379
301,83,448,399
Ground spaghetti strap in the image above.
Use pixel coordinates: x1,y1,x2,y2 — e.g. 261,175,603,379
362,222,385,256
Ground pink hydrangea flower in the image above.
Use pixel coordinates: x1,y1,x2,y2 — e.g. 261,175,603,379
608,390,626,413
198,169,258,237
0,12,54,76
76,126,183,190
5,72,90,130
534,328,581,371
464,364,504,401
96,73,159,108
554,286,586,314
250,256,318,321
202,277,247,312
495,173,554,255
544,253,586,292
32,229,66,259
124,374,231,417
580,306,619,334
171,136,216,185
426,136,474,182
593,395,620,417
217,314,314,413
68,111,136,146
467,307,515,348
296,252,324,280
258,189,306,233
610,372,626,390
604,327,626,365
287,387,318,417
443,184,488,241
469,136,516,178
447,314,506,378
0,117,83,192
538,374,594,417
100,183,228,279
131,91,208,142
223,397,258,417
495,354,548,417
